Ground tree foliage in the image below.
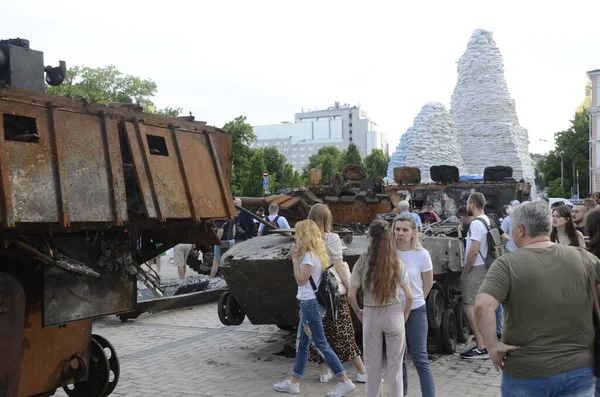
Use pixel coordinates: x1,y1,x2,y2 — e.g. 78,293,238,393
536,111,589,197
158,106,183,117
337,143,363,169
47,65,158,107
364,149,389,178
302,146,342,183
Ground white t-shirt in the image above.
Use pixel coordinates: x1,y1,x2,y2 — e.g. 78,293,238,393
466,215,490,267
397,249,433,310
296,252,322,301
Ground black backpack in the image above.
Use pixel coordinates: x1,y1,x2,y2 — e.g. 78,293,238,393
309,265,341,321
473,216,505,268
263,216,280,236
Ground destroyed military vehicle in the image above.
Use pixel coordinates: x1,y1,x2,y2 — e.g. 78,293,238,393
216,165,530,355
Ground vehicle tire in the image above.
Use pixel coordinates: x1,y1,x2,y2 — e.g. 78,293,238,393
456,303,471,343
342,234,353,245
225,293,245,326
435,309,458,354
426,288,444,329
218,292,231,326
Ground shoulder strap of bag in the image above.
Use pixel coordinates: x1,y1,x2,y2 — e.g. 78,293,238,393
577,248,600,321
474,217,490,261
308,264,335,292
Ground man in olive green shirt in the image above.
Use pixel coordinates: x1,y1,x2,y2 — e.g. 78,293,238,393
475,201,600,396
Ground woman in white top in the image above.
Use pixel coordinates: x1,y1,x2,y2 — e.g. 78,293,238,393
307,204,366,383
392,214,435,397
274,220,356,397
348,220,414,397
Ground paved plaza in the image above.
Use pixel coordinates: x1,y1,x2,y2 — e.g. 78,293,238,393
56,297,502,397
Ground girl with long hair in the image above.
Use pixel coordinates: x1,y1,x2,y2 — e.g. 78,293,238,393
274,220,356,396
307,204,367,383
392,215,435,397
550,205,585,247
348,220,414,397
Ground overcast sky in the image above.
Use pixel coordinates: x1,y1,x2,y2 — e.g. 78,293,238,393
5,0,599,155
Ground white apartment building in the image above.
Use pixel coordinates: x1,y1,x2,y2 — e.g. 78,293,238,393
252,102,388,172
588,69,600,193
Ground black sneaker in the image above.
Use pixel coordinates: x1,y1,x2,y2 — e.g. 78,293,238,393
460,347,489,359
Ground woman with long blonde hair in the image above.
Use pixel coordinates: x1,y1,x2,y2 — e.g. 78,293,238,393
392,215,435,397
348,220,414,397
307,204,367,384
274,220,356,396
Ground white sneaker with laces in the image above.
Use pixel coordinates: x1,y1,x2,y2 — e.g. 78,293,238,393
273,379,300,394
356,372,367,383
327,380,356,397
320,370,333,383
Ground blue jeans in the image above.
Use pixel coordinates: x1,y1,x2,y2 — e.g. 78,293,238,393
595,378,600,397
402,304,435,397
501,367,594,396
496,304,504,337
292,299,346,379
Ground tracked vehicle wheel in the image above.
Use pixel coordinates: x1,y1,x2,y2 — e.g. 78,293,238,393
91,334,120,396
63,339,110,397
427,288,444,329
435,309,458,354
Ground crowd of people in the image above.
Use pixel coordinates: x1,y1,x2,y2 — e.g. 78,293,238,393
268,193,600,397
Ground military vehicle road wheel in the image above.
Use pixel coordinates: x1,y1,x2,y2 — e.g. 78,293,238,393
427,288,444,329
91,334,120,396
342,234,353,245
225,294,245,326
63,339,110,397
218,292,231,326
435,309,458,354
456,303,471,343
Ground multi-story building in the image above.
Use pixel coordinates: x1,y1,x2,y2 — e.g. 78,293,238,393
587,69,600,193
252,102,387,172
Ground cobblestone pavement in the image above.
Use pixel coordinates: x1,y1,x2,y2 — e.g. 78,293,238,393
55,300,501,397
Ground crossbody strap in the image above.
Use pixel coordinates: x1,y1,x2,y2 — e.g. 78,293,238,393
577,248,600,321
308,264,334,292
473,217,490,262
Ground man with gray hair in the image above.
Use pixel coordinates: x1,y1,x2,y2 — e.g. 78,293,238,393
475,201,600,396
397,200,423,232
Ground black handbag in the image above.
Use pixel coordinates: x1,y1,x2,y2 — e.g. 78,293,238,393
309,265,341,321
579,248,600,378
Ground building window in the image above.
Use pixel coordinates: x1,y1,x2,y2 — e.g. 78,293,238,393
349,123,352,127
300,147,305,151
292,147,298,152
292,154,297,158
300,154,306,158
349,137,353,142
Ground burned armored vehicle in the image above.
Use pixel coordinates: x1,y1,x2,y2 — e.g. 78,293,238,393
0,39,234,397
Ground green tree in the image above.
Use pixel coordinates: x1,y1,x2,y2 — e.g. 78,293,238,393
237,149,266,197
302,146,342,184
222,116,257,196
337,143,363,169
158,106,183,117
47,65,158,107
537,112,589,197
364,149,389,178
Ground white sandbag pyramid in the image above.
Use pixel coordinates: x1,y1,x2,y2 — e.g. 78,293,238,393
450,29,535,182
386,102,467,183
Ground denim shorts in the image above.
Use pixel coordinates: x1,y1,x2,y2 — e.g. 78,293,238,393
214,240,235,260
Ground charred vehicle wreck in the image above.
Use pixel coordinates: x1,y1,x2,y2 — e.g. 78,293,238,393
0,39,234,397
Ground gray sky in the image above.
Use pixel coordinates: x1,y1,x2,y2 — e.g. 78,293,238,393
5,0,599,154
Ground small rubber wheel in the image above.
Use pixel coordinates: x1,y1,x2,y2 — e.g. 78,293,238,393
218,291,231,326
456,302,471,343
225,294,245,326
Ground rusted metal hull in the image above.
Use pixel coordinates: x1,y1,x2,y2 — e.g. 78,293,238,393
0,87,235,231
0,272,26,397
385,181,531,218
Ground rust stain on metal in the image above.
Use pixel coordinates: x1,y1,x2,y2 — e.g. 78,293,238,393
18,305,91,397
47,102,71,228
0,272,26,397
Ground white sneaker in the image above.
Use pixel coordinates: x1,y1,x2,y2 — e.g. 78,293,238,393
320,370,333,383
274,379,300,394
356,372,367,383
327,380,356,397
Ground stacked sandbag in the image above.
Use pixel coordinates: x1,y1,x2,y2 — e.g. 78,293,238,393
449,29,535,182
386,102,467,183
